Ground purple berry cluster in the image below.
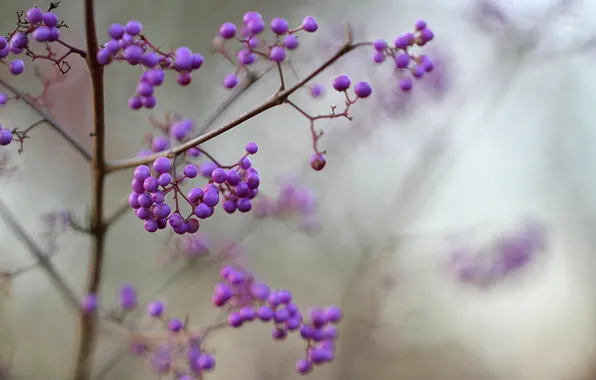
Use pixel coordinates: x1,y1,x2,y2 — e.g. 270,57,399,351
96,21,204,109
215,12,319,89
447,222,546,287
370,19,435,92
0,5,66,76
213,265,342,375
129,142,261,233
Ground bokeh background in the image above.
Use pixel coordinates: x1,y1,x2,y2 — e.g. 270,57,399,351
2,0,596,379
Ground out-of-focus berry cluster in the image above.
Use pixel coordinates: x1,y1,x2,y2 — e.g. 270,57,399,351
80,264,342,378
370,20,435,93
130,142,261,233
447,222,546,287
213,265,342,375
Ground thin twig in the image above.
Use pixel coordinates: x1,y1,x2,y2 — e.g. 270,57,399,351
0,197,80,309
0,78,92,161
104,41,369,173
72,0,106,378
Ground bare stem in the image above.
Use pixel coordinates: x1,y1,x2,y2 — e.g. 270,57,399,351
72,0,106,378
0,197,80,309
0,78,92,161
105,41,364,173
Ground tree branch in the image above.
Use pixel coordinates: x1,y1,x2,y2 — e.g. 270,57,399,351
0,78,92,161
104,41,366,173
72,0,106,377
0,197,80,309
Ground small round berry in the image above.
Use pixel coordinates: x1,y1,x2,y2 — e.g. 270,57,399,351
223,200,237,213
332,75,351,92
272,326,288,340
219,22,237,39
394,35,409,49
419,28,434,43
269,46,286,62
153,157,171,173
203,191,220,207
247,18,265,34
310,153,326,171
184,164,198,178
211,168,227,183
228,312,243,327
420,55,434,72
0,37,6,50
415,20,427,30
325,305,343,323
296,359,313,374
270,17,289,34
302,16,318,32
158,173,172,186
243,11,263,25
108,23,125,39
124,44,143,65
395,53,411,69
373,39,387,51
240,156,252,169
9,60,24,75
399,77,413,92
147,301,164,317
223,73,239,89
144,219,158,232
309,84,324,98
0,93,7,105
26,7,43,24
354,81,372,98
237,198,252,213
168,318,184,332
42,12,58,27
196,354,216,371
245,142,258,154
192,53,203,69
226,169,241,185
257,305,274,321
372,51,385,64
125,20,142,35
0,129,12,146
412,65,425,78
177,72,192,86
195,203,212,219
284,34,299,50
32,26,51,42
238,49,256,65
153,203,172,219
239,306,256,321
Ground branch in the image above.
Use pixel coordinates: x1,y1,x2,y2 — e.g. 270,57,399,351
0,197,80,309
0,78,92,161
72,0,106,377
104,41,366,173
102,66,272,226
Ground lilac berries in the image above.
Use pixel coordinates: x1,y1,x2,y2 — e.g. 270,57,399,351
130,143,261,232
332,75,351,92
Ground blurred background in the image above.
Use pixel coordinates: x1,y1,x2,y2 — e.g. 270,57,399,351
1,0,596,379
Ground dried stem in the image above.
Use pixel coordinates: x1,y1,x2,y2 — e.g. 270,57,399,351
0,197,80,309
0,78,92,161
72,0,106,377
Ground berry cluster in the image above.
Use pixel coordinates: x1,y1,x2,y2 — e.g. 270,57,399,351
447,222,546,287
215,12,318,89
212,265,342,375
0,5,67,76
96,20,204,109
129,142,261,233
370,19,435,92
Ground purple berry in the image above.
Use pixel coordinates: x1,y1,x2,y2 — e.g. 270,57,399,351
26,7,43,24
42,12,58,27
302,16,318,32
0,129,12,146
153,157,171,173
332,75,351,92
223,73,239,89
269,46,286,62
284,34,299,50
9,60,24,75
354,81,372,98
270,18,289,34
125,20,143,35
399,77,413,92
219,22,237,39
147,301,164,317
